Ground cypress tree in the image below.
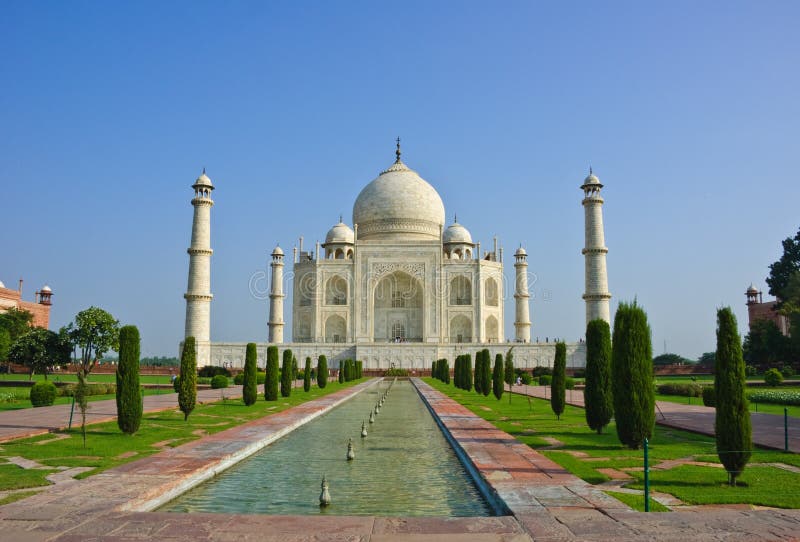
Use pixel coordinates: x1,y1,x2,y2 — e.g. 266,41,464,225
456,356,463,389
465,353,473,392
715,307,752,485
338,362,344,383
265,345,279,400
281,349,293,397
481,349,491,397
492,353,504,400
242,342,258,406
611,301,655,449
473,352,482,393
504,349,515,387
116,325,142,434
356,360,362,379
303,357,312,392
443,359,450,384
584,319,613,434
551,342,566,419
178,337,197,421
317,355,328,388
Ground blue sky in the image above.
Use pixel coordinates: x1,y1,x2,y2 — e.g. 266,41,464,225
1,1,798,358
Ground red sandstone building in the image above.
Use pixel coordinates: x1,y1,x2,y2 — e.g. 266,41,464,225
0,279,53,329
746,284,789,336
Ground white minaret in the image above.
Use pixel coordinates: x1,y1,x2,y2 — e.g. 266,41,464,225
581,168,611,326
184,169,214,365
514,246,531,342
268,245,285,343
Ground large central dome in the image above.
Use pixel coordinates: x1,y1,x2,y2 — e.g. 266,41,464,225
352,150,445,241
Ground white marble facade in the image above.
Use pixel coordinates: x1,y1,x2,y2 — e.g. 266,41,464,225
194,143,601,369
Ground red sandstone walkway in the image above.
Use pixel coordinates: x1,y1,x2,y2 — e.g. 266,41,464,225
0,386,242,443
509,384,800,453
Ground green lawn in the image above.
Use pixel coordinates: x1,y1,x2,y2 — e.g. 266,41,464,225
423,378,800,509
0,373,172,384
604,490,670,512
0,378,365,491
0,387,167,412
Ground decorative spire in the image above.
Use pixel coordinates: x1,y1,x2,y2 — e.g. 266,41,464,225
395,137,401,163
202,167,206,175
589,166,592,175
454,213,458,223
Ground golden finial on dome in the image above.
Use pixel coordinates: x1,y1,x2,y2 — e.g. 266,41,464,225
395,137,401,163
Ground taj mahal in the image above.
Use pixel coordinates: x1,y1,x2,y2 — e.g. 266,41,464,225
182,141,611,371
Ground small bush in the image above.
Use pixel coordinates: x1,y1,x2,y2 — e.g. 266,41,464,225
573,369,586,378
384,367,409,377
656,382,703,397
702,386,716,407
745,365,758,377
198,366,231,378
565,377,575,390
197,377,213,385
173,376,181,392
780,365,795,378
532,367,552,377
748,390,800,405
30,381,57,407
539,374,552,386
61,383,115,397
764,368,784,387
234,371,266,385
210,375,229,389
520,373,532,385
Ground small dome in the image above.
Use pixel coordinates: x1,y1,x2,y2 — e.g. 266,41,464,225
193,169,214,189
41,285,52,293
581,168,602,189
272,245,284,256
515,246,527,256
0,280,5,288
443,222,473,244
747,284,759,294
324,222,355,245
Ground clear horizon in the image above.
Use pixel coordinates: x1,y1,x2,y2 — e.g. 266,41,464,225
2,1,797,359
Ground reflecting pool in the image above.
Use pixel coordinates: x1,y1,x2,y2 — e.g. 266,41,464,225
161,380,493,516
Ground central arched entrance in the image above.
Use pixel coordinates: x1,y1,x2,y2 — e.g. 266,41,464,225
373,271,423,342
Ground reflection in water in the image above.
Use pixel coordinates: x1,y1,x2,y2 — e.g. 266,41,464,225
161,381,492,516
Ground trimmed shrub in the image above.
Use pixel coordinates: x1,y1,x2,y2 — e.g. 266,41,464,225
61,382,115,396
281,349,293,397
539,374,552,386
520,373,532,385
198,366,231,378
657,383,703,397
179,337,198,421
714,307,751,485
612,301,655,449
573,369,586,378
565,377,575,390
30,381,57,407
464,354,473,391
304,357,312,392
356,360,363,379
492,353,504,400
242,343,258,406
384,367,409,376
116,325,142,434
702,386,716,407
172,376,181,393
551,342,566,419
317,355,328,388
584,319,613,434
265,346,279,400
338,365,344,383
780,365,795,378
764,368,784,387
748,390,800,405
532,366,552,377
211,374,229,389
745,365,758,377
481,350,491,396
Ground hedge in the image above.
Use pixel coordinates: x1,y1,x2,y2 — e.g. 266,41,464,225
656,382,703,397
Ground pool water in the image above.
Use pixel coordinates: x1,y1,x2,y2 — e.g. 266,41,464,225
161,380,493,516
